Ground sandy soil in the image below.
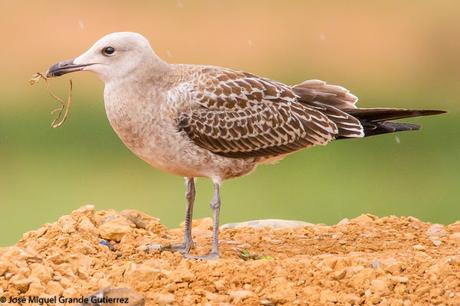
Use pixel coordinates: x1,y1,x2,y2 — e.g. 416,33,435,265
1,205,459,305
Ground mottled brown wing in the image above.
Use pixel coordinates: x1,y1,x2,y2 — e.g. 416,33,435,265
188,67,300,109
178,68,339,158
307,101,364,138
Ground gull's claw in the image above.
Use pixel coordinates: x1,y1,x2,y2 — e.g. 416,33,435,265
144,242,221,260
144,242,195,254
184,252,219,261
162,242,195,254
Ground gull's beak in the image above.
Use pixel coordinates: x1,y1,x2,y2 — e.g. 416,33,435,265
46,59,93,78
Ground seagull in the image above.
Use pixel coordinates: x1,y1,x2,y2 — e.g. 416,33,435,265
46,32,444,259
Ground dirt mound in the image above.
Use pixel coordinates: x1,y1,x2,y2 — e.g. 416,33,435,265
1,206,460,305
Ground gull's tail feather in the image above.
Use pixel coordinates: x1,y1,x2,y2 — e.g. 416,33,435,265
340,108,446,138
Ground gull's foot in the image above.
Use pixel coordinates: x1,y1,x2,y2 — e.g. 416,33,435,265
184,252,219,261
144,242,195,254
162,242,195,254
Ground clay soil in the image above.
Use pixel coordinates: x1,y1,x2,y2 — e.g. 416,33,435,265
1,205,460,305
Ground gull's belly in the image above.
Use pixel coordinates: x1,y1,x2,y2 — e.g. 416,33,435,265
132,124,216,178
107,112,256,179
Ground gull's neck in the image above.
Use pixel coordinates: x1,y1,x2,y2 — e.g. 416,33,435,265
103,53,174,117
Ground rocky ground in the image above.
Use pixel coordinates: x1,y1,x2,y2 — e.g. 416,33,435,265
0,205,459,305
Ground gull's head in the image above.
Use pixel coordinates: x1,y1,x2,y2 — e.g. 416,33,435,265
47,32,166,82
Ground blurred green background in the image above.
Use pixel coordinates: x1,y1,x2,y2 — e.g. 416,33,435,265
0,1,459,246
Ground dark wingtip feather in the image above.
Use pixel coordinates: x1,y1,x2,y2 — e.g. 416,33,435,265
408,109,447,117
361,121,421,137
345,108,446,122
420,110,447,116
337,108,445,140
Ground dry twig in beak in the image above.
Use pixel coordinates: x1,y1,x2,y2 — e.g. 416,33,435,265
29,72,73,128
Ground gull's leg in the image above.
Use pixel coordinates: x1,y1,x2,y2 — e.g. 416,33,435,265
210,181,221,256
145,177,196,254
185,181,221,260
180,177,196,253
164,177,196,253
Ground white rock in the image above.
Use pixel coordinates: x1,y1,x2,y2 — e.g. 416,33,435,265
221,219,314,229
427,224,447,238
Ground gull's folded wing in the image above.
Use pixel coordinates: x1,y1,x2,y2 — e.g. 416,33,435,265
177,68,339,158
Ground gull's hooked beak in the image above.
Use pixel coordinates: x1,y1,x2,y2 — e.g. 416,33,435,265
46,59,93,77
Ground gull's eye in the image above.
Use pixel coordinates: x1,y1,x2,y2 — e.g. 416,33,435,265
102,46,115,56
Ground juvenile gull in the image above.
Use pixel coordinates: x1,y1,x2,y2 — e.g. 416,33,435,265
46,32,444,259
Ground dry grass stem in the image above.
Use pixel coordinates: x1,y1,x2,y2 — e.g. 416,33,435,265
29,72,73,128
